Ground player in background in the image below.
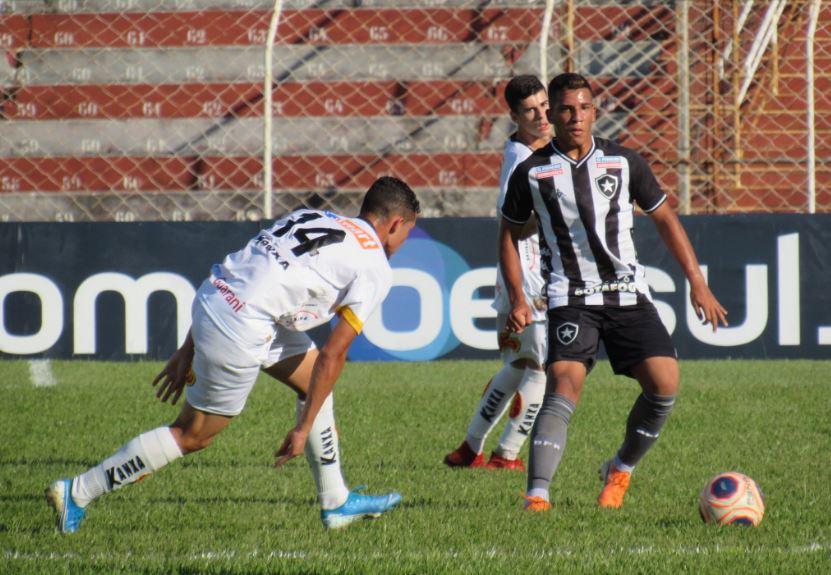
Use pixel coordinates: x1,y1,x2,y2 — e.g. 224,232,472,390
444,75,551,471
46,177,419,532
499,73,728,511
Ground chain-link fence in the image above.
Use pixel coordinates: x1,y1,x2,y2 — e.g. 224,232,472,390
1,0,828,221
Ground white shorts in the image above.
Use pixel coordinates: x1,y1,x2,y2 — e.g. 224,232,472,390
186,301,316,416
496,313,547,368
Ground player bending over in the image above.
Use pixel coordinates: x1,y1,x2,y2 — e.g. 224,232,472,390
499,73,728,511
444,75,551,471
46,176,419,532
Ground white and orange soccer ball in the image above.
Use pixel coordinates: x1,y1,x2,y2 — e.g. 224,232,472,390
699,471,765,526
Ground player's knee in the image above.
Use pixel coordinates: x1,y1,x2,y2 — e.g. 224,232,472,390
168,424,216,454
643,368,679,396
548,367,585,402
175,432,215,454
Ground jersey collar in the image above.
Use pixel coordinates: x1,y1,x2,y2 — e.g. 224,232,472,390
550,135,596,169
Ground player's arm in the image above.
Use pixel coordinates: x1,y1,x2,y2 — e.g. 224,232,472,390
499,218,533,333
273,317,357,467
649,202,728,331
152,328,195,405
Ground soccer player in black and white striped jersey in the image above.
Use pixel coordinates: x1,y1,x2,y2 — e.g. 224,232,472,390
500,73,728,512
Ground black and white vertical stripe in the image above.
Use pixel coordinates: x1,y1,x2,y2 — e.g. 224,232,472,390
502,137,667,309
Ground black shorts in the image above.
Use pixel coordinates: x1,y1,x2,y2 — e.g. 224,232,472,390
546,303,676,377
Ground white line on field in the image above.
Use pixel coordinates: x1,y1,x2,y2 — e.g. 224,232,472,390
4,542,830,563
28,359,56,387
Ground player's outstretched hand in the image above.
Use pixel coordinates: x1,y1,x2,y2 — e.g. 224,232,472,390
506,300,533,334
274,427,309,468
689,280,729,332
152,345,194,405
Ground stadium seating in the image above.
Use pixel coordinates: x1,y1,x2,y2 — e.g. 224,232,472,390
0,1,828,219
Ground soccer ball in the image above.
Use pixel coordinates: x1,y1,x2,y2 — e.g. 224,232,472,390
698,471,765,526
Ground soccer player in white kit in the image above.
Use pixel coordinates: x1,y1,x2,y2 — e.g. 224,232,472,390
46,177,419,533
444,76,551,471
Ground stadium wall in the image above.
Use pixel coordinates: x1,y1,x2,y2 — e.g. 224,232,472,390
1,215,830,361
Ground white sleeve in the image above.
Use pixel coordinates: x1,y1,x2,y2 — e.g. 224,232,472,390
496,139,533,211
337,265,392,334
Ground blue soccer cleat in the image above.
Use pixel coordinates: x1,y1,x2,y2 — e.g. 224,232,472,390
320,487,402,529
45,478,86,534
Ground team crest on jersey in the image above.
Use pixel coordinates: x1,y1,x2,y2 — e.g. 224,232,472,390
556,322,579,345
595,173,620,200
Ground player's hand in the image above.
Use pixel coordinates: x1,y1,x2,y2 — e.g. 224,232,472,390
274,427,309,468
152,345,194,405
506,301,533,334
689,280,728,332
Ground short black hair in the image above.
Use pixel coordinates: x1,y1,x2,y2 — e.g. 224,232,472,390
504,75,546,113
359,176,420,220
547,73,595,104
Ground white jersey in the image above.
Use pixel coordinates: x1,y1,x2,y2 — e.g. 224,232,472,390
493,136,547,321
197,209,392,349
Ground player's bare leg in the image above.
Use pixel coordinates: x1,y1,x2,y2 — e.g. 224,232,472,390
264,351,401,528
599,356,678,509
525,360,585,510
45,402,227,534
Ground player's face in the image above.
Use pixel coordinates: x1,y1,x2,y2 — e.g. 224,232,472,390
511,90,551,146
548,88,596,152
385,217,416,257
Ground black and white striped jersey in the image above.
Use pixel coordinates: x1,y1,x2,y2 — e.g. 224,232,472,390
501,136,667,308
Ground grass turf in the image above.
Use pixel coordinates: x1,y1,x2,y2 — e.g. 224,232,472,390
1,359,829,574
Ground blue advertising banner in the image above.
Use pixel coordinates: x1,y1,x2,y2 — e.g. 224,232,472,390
1,215,829,360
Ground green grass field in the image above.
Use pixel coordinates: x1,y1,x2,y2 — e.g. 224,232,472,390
2,359,830,574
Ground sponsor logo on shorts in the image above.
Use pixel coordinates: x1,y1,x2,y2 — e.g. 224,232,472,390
556,322,579,345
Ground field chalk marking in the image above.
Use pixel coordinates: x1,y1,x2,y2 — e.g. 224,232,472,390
4,542,830,563
28,359,57,387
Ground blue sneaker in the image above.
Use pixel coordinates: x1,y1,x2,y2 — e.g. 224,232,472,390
45,479,86,534
320,487,402,529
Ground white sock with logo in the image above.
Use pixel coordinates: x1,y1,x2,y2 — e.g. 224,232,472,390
495,368,546,459
296,395,349,510
465,365,524,454
71,426,183,507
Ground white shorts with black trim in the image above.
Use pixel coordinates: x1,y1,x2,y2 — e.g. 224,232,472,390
186,301,316,417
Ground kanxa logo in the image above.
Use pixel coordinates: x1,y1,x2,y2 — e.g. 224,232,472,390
105,455,147,489
517,403,541,436
319,426,338,466
479,389,506,423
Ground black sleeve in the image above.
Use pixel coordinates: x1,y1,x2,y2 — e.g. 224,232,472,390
629,152,667,213
500,164,533,224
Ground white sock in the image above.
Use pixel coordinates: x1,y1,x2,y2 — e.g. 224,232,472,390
296,395,349,510
465,365,524,454
495,368,546,459
71,426,183,507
